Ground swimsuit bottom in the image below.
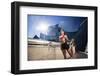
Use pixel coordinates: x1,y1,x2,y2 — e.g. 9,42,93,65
61,42,69,50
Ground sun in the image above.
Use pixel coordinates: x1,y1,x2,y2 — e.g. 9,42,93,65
36,22,49,34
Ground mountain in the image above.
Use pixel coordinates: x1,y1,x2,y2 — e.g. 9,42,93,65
33,35,40,39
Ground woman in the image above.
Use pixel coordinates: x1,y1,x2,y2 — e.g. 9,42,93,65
59,30,73,59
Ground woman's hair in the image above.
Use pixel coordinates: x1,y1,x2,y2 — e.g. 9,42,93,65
64,32,66,35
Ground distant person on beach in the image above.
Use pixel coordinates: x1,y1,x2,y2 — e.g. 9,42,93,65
59,30,73,59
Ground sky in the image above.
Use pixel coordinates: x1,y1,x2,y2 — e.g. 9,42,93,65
28,15,87,38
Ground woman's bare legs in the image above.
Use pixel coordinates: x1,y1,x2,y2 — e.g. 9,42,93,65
67,45,76,58
67,47,73,57
61,46,76,59
61,50,67,59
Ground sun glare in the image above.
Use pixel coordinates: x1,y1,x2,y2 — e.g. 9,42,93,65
36,22,48,34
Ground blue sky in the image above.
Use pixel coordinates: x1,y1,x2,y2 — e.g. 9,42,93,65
28,15,87,38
